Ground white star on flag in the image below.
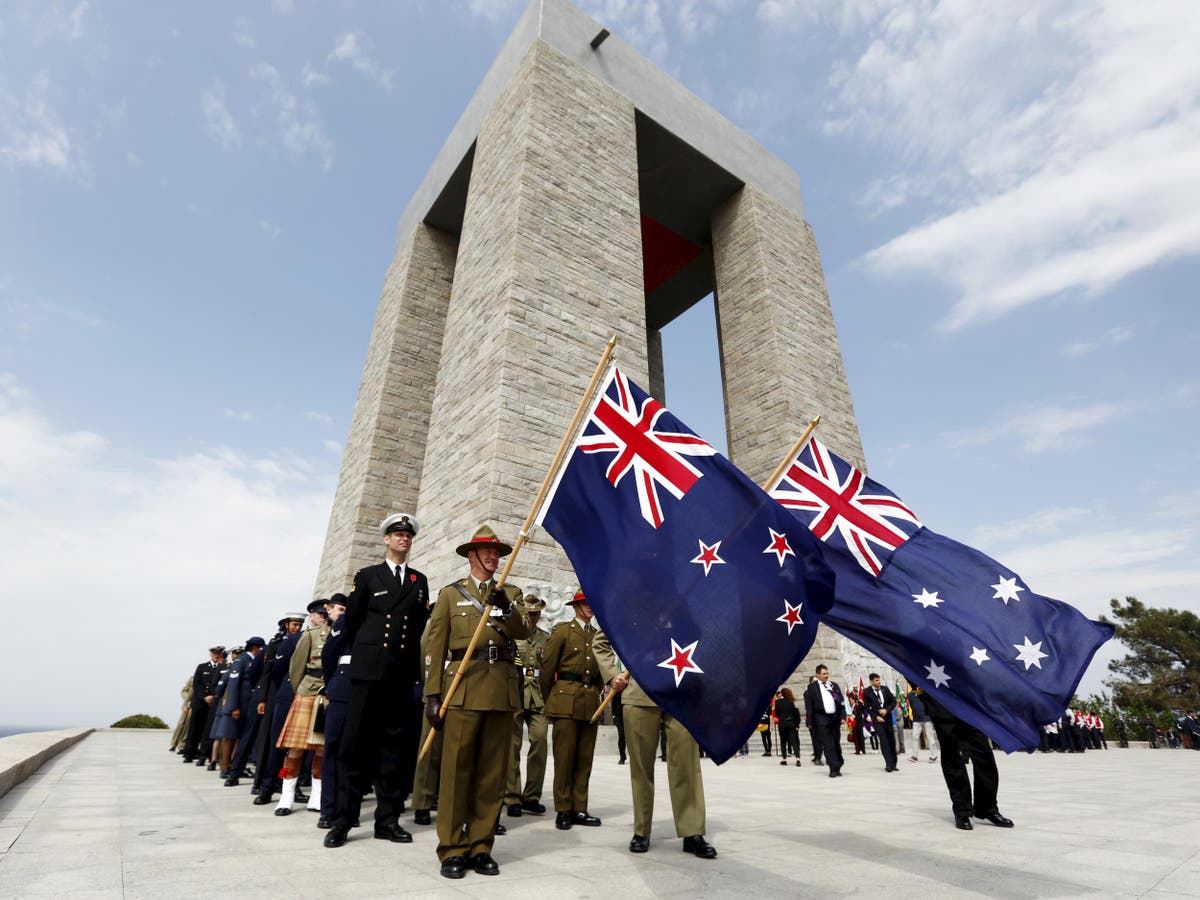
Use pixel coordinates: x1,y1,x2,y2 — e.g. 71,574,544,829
658,638,704,687
689,539,725,577
912,588,943,609
925,659,951,688
969,647,990,666
776,600,804,635
762,528,794,567
1013,636,1048,670
991,575,1024,605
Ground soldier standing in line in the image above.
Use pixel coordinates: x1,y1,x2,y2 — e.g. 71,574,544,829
274,602,332,816
324,513,430,849
593,627,717,860
541,590,602,830
245,614,304,792
169,675,193,753
318,594,350,829
504,594,549,819
423,524,529,880
411,587,444,828
182,646,222,763
202,648,231,770
253,613,307,806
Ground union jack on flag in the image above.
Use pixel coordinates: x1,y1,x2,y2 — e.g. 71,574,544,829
769,436,921,575
576,366,716,528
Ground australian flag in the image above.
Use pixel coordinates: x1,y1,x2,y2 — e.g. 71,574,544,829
537,365,835,763
769,435,1114,752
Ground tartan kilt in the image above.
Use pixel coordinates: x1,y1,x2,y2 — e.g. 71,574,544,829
276,694,324,750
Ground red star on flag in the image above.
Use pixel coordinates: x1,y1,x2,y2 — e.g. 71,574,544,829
776,600,804,635
657,638,703,687
763,528,795,567
690,539,725,577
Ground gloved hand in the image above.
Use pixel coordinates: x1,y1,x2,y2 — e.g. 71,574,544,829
488,587,512,613
425,695,443,731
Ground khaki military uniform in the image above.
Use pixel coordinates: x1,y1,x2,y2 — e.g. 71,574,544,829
170,677,193,751
505,626,549,808
412,611,444,813
540,617,602,813
424,578,529,863
593,628,706,839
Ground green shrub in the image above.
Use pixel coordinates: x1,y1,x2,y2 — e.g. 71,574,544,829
111,714,169,729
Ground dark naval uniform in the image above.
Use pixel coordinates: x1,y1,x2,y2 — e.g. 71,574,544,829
331,558,430,834
182,656,220,762
504,623,549,815
541,617,602,826
424,576,528,866
318,615,351,825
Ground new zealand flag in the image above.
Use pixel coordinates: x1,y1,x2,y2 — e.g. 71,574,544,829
769,435,1114,752
538,366,836,763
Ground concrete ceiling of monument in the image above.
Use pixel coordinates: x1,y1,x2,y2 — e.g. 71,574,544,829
422,111,745,333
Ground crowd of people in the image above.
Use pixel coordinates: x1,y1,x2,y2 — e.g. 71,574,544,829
167,515,720,879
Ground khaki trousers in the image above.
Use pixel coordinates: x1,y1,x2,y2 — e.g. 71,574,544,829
411,710,443,810
550,716,597,812
624,705,705,838
504,707,548,805
435,708,513,861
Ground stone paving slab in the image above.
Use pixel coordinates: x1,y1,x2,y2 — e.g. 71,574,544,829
0,730,1196,898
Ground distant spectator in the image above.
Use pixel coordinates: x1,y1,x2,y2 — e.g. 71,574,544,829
775,688,802,767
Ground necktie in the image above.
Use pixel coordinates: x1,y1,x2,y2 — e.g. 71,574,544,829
395,565,403,579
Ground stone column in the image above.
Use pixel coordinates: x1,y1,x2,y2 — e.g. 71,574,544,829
711,184,865,685
414,41,648,607
313,224,458,598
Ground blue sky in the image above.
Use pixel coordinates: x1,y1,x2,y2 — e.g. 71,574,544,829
3,0,1197,728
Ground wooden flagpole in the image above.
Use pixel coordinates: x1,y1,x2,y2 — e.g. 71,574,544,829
590,414,823,725
762,416,821,492
419,335,618,761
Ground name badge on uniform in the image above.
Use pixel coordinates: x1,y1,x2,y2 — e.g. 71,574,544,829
374,590,388,597
456,600,473,607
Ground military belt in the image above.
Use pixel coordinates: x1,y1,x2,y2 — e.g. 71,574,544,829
450,646,514,663
555,672,598,686
305,666,323,677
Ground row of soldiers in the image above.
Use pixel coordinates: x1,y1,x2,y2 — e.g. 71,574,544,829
170,515,717,879
1038,708,1109,752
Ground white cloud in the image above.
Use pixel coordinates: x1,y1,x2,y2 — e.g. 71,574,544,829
201,80,241,152
776,0,1200,330
466,0,522,23
258,217,281,240
0,375,336,727
1061,325,1135,358
301,63,329,89
233,16,255,49
305,410,333,425
946,401,1123,454
322,439,342,454
327,31,394,92
222,408,254,422
0,71,78,173
250,62,333,170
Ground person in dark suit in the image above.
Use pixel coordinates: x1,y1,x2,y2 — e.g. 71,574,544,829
223,636,267,786
318,594,350,828
181,646,223,762
803,664,845,777
803,675,822,764
247,615,304,793
862,673,899,772
918,689,1014,830
324,512,431,849
252,619,305,806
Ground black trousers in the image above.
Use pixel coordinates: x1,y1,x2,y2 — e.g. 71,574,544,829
230,711,261,773
875,717,898,769
612,691,626,760
778,725,801,758
924,694,998,818
182,703,209,759
335,674,421,829
813,713,843,771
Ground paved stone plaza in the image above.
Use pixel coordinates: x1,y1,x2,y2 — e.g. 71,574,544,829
0,729,1195,898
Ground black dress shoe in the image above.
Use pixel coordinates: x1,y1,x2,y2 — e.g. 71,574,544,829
682,835,717,859
374,823,413,843
249,785,261,795
274,807,291,817
507,803,523,817
977,811,1015,828
294,788,308,804
829,771,838,778
206,761,217,771
253,793,274,805
317,817,332,829
955,816,974,830
494,822,507,836
520,800,546,815
195,759,206,767
413,809,431,825
572,810,601,826
182,757,194,764
440,856,467,879
618,757,627,765
555,811,573,830
470,853,500,876
223,776,240,787
629,834,649,853
324,824,350,848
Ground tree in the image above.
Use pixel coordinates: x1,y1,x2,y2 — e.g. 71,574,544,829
1101,596,1200,715
111,714,168,729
